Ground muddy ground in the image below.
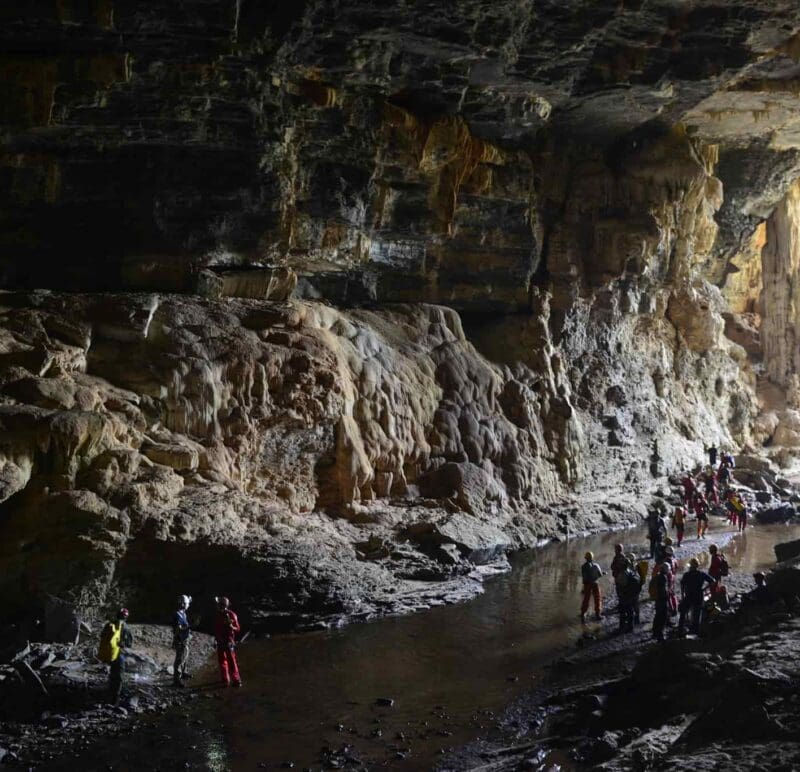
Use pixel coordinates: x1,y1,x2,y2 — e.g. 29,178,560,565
443,542,800,771
2,471,799,770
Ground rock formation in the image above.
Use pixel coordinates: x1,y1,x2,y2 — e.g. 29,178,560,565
2,1,800,628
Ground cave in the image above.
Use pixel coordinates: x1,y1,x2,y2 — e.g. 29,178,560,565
3,2,800,770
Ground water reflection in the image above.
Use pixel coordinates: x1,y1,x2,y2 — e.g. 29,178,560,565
40,521,800,771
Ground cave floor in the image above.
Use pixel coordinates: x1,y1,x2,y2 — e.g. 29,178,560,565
25,518,800,772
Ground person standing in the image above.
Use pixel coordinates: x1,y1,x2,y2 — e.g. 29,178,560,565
628,552,647,624
647,510,666,558
172,595,193,687
610,544,627,585
580,552,603,623
678,559,716,635
663,546,678,618
708,445,718,468
703,470,719,506
98,608,132,704
681,474,696,507
652,563,671,642
694,493,709,539
214,596,242,687
726,490,746,529
617,559,641,633
671,505,686,547
717,461,731,495
745,572,774,605
736,497,748,532
708,545,728,583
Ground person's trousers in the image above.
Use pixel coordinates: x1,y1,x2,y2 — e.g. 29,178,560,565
679,599,703,633
109,655,124,703
581,582,601,616
173,641,190,684
618,602,634,631
217,645,241,684
653,599,668,640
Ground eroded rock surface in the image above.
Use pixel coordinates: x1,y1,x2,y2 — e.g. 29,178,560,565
1,2,800,628
0,275,761,627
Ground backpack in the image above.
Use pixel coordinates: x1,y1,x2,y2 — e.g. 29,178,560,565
648,575,659,601
626,571,641,598
97,622,120,663
719,555,729,577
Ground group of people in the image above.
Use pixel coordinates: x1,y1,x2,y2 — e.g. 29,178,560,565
675,448,747,543
580,541,736,641
98,595,243,703
579,448,764,641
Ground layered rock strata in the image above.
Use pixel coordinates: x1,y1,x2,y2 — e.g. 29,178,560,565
0,276,751,627
1,2,800,627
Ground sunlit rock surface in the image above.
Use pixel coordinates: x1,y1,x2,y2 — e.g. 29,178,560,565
1,1,800,625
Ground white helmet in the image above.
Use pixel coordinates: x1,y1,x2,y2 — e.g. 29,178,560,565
179,595,192,609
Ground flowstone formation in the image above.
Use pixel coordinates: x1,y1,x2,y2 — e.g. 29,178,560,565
1,1,800,628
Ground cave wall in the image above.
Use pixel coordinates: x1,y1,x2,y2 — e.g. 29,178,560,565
761,180,800,389
2,1,800,622
2,0,800,297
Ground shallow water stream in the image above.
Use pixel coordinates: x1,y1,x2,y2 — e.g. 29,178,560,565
43,520,800,771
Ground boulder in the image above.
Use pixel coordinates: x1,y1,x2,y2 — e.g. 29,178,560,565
736,455,776,474
774,538,800,563
769,564,800,598
772,410,800,447
404,512,509,565
734,469,769,490
756,504,796,525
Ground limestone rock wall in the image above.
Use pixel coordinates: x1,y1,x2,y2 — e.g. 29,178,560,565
0,242,755,625
2,2,800,625
761,180,800,389
2,1,800,297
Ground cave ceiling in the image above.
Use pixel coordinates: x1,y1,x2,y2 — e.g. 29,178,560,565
0,1,800,292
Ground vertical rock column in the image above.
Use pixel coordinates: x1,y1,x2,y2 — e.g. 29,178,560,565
761,180,800,388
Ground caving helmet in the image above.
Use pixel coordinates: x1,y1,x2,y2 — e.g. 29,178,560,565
179,595,191,609
118,608,129,620
689,558,700,569
216,596,230,609
584,551,593,561
709,544,718,554
614,543,623,554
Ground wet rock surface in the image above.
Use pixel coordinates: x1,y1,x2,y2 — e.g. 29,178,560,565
0,287,751,631
443,496,800,771
0,624,214,768
3,1,800,768
4,1,800,638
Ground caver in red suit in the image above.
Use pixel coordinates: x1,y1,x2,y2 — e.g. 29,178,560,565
214,597,242,686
